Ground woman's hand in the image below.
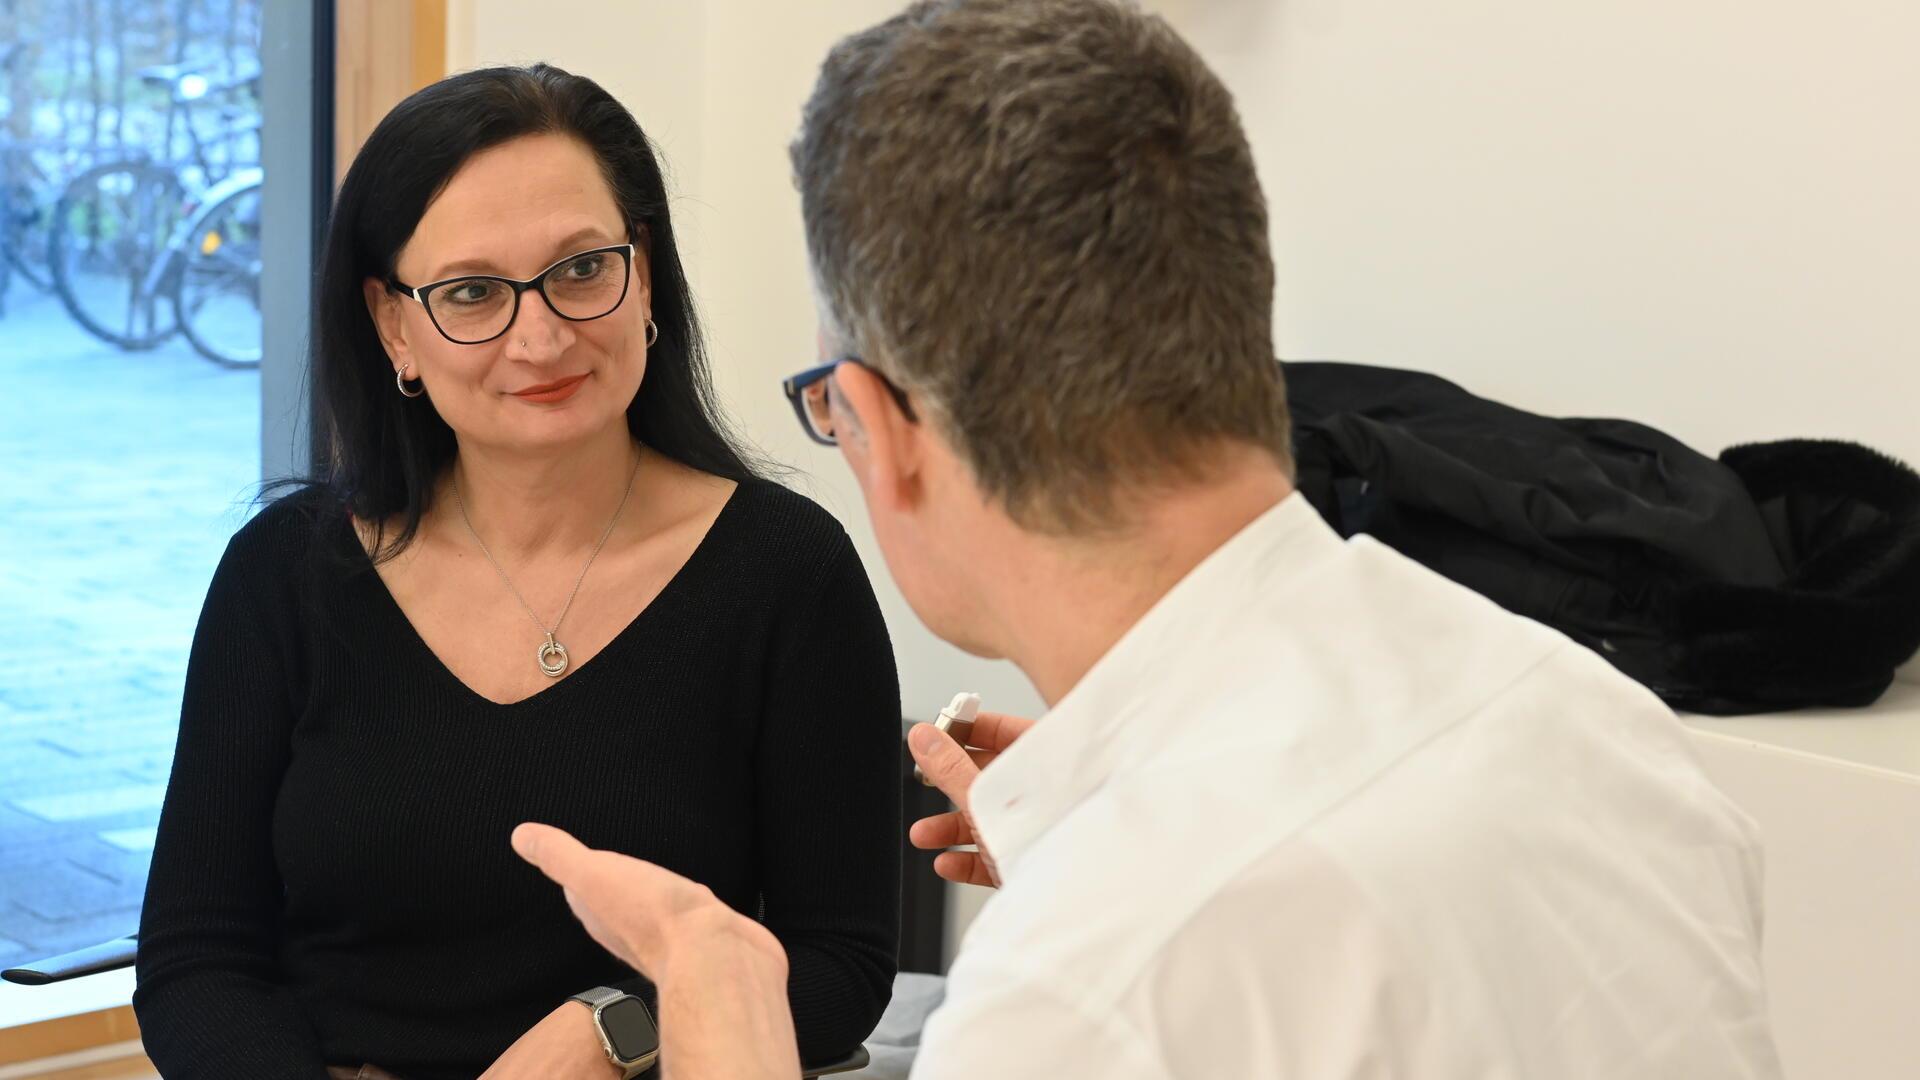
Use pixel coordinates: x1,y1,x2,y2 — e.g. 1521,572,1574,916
476,999,620,1080
906,710,1036,888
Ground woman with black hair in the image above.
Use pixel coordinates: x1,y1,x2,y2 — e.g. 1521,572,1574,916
132,65,901,1080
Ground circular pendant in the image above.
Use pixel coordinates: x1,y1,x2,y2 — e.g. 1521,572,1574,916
538,637,569,678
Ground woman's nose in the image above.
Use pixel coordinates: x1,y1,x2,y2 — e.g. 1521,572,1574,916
502,290,575,359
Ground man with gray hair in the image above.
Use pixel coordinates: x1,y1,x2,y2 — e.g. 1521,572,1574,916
513,1,1782,1076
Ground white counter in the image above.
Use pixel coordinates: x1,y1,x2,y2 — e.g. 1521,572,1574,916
1681,679,1920,1080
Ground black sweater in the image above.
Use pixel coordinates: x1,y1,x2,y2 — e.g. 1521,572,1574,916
133,480,902,1079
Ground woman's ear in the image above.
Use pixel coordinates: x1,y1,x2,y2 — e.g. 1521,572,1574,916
362,278,410,371
632,232,653,316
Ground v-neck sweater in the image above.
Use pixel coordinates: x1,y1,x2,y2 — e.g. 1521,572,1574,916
133,479,902,1079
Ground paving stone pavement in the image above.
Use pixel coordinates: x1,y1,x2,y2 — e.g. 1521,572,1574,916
0,286,261,971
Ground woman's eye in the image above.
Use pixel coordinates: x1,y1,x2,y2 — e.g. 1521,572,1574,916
444,280,497,305
563,255,605,279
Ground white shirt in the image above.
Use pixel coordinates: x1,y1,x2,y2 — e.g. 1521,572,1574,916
911,494,1781,1079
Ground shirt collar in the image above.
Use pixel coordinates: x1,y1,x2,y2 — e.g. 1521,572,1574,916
970,492,1343,876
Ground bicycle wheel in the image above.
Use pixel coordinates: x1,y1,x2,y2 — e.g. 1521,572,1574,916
50,160,187,350
174,181,262,369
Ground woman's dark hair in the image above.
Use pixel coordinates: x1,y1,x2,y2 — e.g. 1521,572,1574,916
310,63,759,562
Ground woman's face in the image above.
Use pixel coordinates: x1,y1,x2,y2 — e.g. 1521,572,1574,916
365,132,652,454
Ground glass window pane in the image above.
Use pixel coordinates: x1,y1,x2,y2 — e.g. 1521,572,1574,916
0,0,269,971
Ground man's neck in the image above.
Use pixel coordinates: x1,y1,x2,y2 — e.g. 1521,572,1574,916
441,425,641,560
995,451,1296,707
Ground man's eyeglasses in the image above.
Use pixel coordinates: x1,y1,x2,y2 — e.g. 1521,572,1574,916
389,243,635,345
782,358,916,446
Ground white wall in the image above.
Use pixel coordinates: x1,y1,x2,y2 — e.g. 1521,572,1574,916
1158,0,1920,468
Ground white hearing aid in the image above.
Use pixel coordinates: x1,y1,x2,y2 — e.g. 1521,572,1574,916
913,691,982,786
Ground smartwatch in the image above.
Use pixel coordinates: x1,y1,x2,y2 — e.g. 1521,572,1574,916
570,986,661,1078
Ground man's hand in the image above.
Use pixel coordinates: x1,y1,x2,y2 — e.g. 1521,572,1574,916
477,1000,619,1080
906,711,1036,888
510,824,802,1080
510,823,730,977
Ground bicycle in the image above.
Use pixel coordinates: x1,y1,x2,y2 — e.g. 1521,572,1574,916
169,164,263,369
48,60,263,367
0,40,78,316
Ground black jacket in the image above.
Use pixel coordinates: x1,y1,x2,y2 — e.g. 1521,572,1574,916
1288,362,1920,714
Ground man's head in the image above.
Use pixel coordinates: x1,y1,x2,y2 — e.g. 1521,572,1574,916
791,0,1291,656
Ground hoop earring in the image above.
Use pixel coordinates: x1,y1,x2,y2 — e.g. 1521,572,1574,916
395,364,425,398
645,319,659,348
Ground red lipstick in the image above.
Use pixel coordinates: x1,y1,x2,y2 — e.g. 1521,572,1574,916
512,374,588,403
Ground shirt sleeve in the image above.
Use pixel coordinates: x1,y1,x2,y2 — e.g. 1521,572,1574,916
133,522,331,1079
752,532,904,1064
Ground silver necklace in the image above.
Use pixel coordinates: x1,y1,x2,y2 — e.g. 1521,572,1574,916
451,450,641,678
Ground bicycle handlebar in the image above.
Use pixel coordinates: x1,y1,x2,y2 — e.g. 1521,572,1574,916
136,61,262,101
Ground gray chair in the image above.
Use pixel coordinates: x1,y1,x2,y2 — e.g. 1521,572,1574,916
3,933,137,986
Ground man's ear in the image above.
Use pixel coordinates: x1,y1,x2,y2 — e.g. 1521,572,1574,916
363,278,410,371
832,362,922,516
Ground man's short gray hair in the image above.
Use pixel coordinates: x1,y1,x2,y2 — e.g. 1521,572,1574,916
793,0,1292,533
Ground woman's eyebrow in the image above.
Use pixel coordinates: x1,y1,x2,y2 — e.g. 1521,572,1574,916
545,226,619,259
425,227,619,281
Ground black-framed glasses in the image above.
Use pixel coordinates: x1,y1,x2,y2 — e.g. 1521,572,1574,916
782,357,917,446
389,243,635,345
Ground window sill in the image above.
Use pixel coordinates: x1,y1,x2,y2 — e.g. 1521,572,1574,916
0,971,136,1054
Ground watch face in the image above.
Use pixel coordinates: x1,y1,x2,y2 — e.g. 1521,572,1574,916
601,997,660,1062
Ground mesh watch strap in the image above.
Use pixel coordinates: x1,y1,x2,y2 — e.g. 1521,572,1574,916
569,986,658,1078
